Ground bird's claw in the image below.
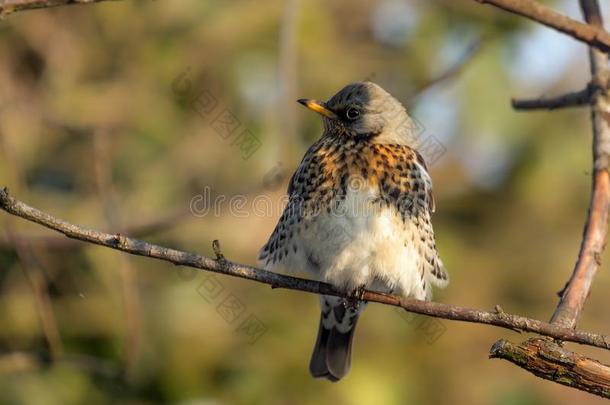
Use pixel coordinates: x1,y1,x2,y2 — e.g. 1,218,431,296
345,285,366,311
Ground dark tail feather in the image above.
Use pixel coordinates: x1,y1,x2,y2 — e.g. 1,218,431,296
309,297,362,382
309,316,340,381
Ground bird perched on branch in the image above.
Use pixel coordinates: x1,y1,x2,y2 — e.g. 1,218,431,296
258,82,448,381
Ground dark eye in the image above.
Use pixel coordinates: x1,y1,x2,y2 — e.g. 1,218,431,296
345,107,360,120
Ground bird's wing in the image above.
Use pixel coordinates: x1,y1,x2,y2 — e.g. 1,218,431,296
258,139,326,269
414,149,435,213
380,144,448,290
376,144,435,218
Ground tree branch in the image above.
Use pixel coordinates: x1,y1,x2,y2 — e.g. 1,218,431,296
1,187,610,350
550,0,610,330
511,87,591,110
0,0,121,16
0,208,192,250
474,0,610,53
486,1,610,397
490,338,610,399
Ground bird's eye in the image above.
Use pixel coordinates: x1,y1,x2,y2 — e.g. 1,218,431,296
345,107,360,120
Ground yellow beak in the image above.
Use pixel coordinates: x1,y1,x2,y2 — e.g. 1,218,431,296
297,99,338,119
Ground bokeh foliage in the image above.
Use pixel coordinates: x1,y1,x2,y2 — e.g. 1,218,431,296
0,0,609,404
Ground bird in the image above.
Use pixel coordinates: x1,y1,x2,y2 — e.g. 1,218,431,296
258,81,448,382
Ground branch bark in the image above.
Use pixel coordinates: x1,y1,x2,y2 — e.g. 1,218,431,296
490,338,610,399
1,187,610,350
0,0,120,16
474,0,610,53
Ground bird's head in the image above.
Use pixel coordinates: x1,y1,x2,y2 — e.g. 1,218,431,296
298,81,413,144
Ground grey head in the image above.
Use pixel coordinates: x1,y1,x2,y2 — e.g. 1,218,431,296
298,81,415,144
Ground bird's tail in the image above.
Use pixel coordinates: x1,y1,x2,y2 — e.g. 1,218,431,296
309,295,366,382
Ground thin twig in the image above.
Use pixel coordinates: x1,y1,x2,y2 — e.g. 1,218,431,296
511,87,591,110
1,187,609,351
550,0,610,330
412,38,483,98
474,0,610,53
0,0,122,16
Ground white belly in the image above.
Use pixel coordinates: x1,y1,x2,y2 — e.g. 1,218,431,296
285,186,427,300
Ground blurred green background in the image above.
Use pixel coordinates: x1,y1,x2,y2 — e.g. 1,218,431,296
1,0,610,404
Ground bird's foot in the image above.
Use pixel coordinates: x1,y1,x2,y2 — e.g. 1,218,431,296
345,285,366,311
